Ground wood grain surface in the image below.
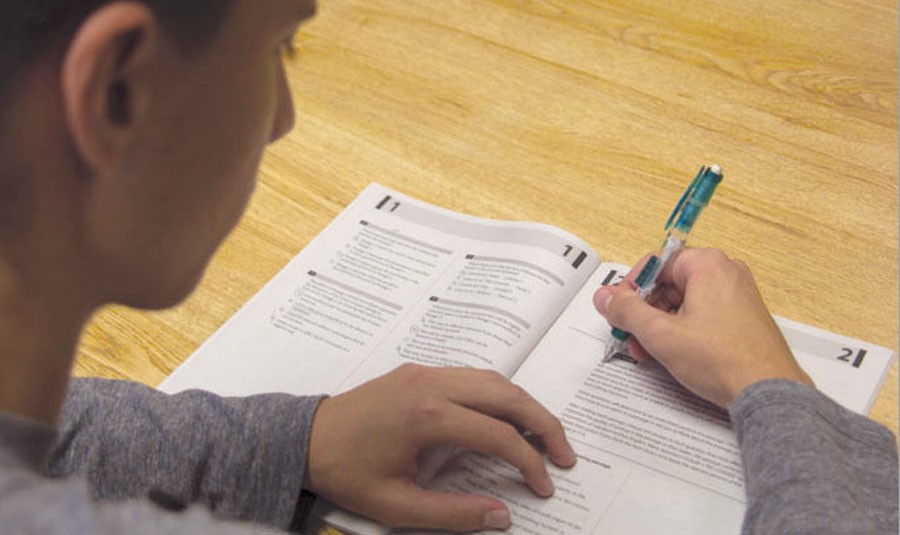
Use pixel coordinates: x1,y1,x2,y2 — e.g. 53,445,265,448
75,0,898,435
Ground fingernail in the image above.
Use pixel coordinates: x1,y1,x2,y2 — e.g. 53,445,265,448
484,509,511,529
536,477,555,497
597,293,613,315
594,289,612,315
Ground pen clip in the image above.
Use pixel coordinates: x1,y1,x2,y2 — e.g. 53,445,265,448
664,166,706,232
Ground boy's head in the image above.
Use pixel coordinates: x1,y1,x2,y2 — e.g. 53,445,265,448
0,1,233,101
0,1,315,311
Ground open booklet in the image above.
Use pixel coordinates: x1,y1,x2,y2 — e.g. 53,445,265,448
160,183,895,534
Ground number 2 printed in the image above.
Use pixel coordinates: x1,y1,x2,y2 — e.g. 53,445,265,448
837,347,867,368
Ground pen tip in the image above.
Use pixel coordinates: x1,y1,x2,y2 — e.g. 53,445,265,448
602,344,617,363
710,164,722,176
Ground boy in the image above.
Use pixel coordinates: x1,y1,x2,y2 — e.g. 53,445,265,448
0,1,895,533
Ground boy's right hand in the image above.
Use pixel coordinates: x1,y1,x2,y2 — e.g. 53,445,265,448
593,248,813,409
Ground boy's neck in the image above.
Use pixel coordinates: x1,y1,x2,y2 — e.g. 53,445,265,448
0,259,88,425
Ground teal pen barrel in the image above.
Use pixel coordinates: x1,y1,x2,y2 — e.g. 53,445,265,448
635,256,660,288
673,166,723,234
610,327,629,341
608,256,660,345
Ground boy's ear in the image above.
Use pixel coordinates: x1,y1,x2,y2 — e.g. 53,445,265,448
61,2,159,175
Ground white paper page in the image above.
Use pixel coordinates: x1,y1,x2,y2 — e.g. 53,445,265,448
160,183,600,398
773,315,896,414
418,263,894,534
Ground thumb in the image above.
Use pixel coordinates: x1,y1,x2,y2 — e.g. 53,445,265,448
594,285,671,339
377,483,512,532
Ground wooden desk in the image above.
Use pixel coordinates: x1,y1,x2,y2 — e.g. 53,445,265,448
75,0,898,436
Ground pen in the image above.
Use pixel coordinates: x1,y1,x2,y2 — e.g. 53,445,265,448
603,164,724,362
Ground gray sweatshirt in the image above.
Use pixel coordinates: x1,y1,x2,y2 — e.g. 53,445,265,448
1,379,324,534
0,378,896,534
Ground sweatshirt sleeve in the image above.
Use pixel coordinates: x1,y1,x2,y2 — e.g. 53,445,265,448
730,379,898,535
49,377,326,530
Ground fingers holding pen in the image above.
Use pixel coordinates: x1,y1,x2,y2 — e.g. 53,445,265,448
616,254,655,289
593,252,684,319
593,283,673,359
595,248,735,322
593,247,814,409
592,248,734,362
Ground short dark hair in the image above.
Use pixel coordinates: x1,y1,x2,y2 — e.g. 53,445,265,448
0,0,236,99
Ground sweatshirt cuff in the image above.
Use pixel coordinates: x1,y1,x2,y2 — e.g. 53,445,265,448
228,392,327,529
729,379,894,449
